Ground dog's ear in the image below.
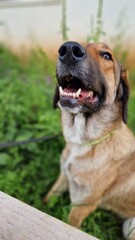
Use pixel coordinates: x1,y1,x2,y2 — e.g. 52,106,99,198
53,85,60,109
117,66,130,124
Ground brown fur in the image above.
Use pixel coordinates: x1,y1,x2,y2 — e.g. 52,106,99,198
45,42,135,240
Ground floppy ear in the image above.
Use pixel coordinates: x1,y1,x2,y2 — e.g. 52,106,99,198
53,85,60,109
117,66,130,124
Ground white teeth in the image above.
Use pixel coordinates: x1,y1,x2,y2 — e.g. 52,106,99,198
76,88,81,98
89,91,93,98
59,86,63,95
59,86,82,98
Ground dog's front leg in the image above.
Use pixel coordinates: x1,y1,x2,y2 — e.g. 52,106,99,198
44,145,70,202
69,201,98,228
68,168,117,228
44,173,68,202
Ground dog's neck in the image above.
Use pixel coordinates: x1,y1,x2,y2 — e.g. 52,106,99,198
61,105,122,145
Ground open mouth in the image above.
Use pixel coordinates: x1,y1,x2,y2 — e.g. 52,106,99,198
58,75,100,106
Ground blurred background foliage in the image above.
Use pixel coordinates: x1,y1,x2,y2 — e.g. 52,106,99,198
0,0,135,240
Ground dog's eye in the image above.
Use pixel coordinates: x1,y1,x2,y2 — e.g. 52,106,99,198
101,52,112,61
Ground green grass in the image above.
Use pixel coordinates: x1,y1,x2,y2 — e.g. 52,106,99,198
0,44,135,240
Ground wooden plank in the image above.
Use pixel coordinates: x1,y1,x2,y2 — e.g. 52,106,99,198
0,191,99,240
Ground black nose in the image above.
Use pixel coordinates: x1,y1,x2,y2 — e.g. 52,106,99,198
58,41,86,63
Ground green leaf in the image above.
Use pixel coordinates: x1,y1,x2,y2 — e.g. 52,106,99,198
48,195,59,208
0,153,11,166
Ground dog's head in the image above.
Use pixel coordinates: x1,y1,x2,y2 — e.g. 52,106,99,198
53,41,129,123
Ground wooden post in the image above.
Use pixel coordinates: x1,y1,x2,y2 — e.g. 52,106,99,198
0,191,99,240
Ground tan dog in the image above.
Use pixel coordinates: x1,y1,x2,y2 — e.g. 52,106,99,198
45,42,135,240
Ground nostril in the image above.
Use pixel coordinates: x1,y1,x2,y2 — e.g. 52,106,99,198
72,46,85,59
58,42,86,62
59,45,67,58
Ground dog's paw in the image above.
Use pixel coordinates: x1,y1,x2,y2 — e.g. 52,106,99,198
43,190,54,203
43,190,59,204
68,209,82,228
43,193,50,203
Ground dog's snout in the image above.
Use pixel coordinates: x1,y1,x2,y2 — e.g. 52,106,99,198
58,41,86,63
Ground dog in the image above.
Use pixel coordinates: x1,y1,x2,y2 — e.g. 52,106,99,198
45,41,135,240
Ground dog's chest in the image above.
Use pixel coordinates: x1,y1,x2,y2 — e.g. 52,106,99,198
62,144,92,203
63,145,85,175
61,112,102,203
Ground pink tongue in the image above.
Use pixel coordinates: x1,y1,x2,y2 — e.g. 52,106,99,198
64,88,89,98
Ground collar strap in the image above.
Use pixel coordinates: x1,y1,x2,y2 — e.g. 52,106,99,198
83,131,114,147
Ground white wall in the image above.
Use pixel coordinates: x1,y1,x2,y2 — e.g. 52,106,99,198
0,0,135,53
0,1,62,51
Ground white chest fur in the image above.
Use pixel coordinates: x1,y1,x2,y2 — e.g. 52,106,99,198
60,112,93,203
60,111,105,204
62,112,86,144
62,144,92,204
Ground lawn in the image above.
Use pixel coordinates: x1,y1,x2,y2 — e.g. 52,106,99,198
0,44,135,240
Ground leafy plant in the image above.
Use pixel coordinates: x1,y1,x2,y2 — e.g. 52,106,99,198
110,7,129,64
0,44,63,203
60,0,69,40
87,0,105,42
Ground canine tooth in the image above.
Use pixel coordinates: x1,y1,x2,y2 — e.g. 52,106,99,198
76,88,81,98
73,93,76,98
75,92,78,98
59,86,63,95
